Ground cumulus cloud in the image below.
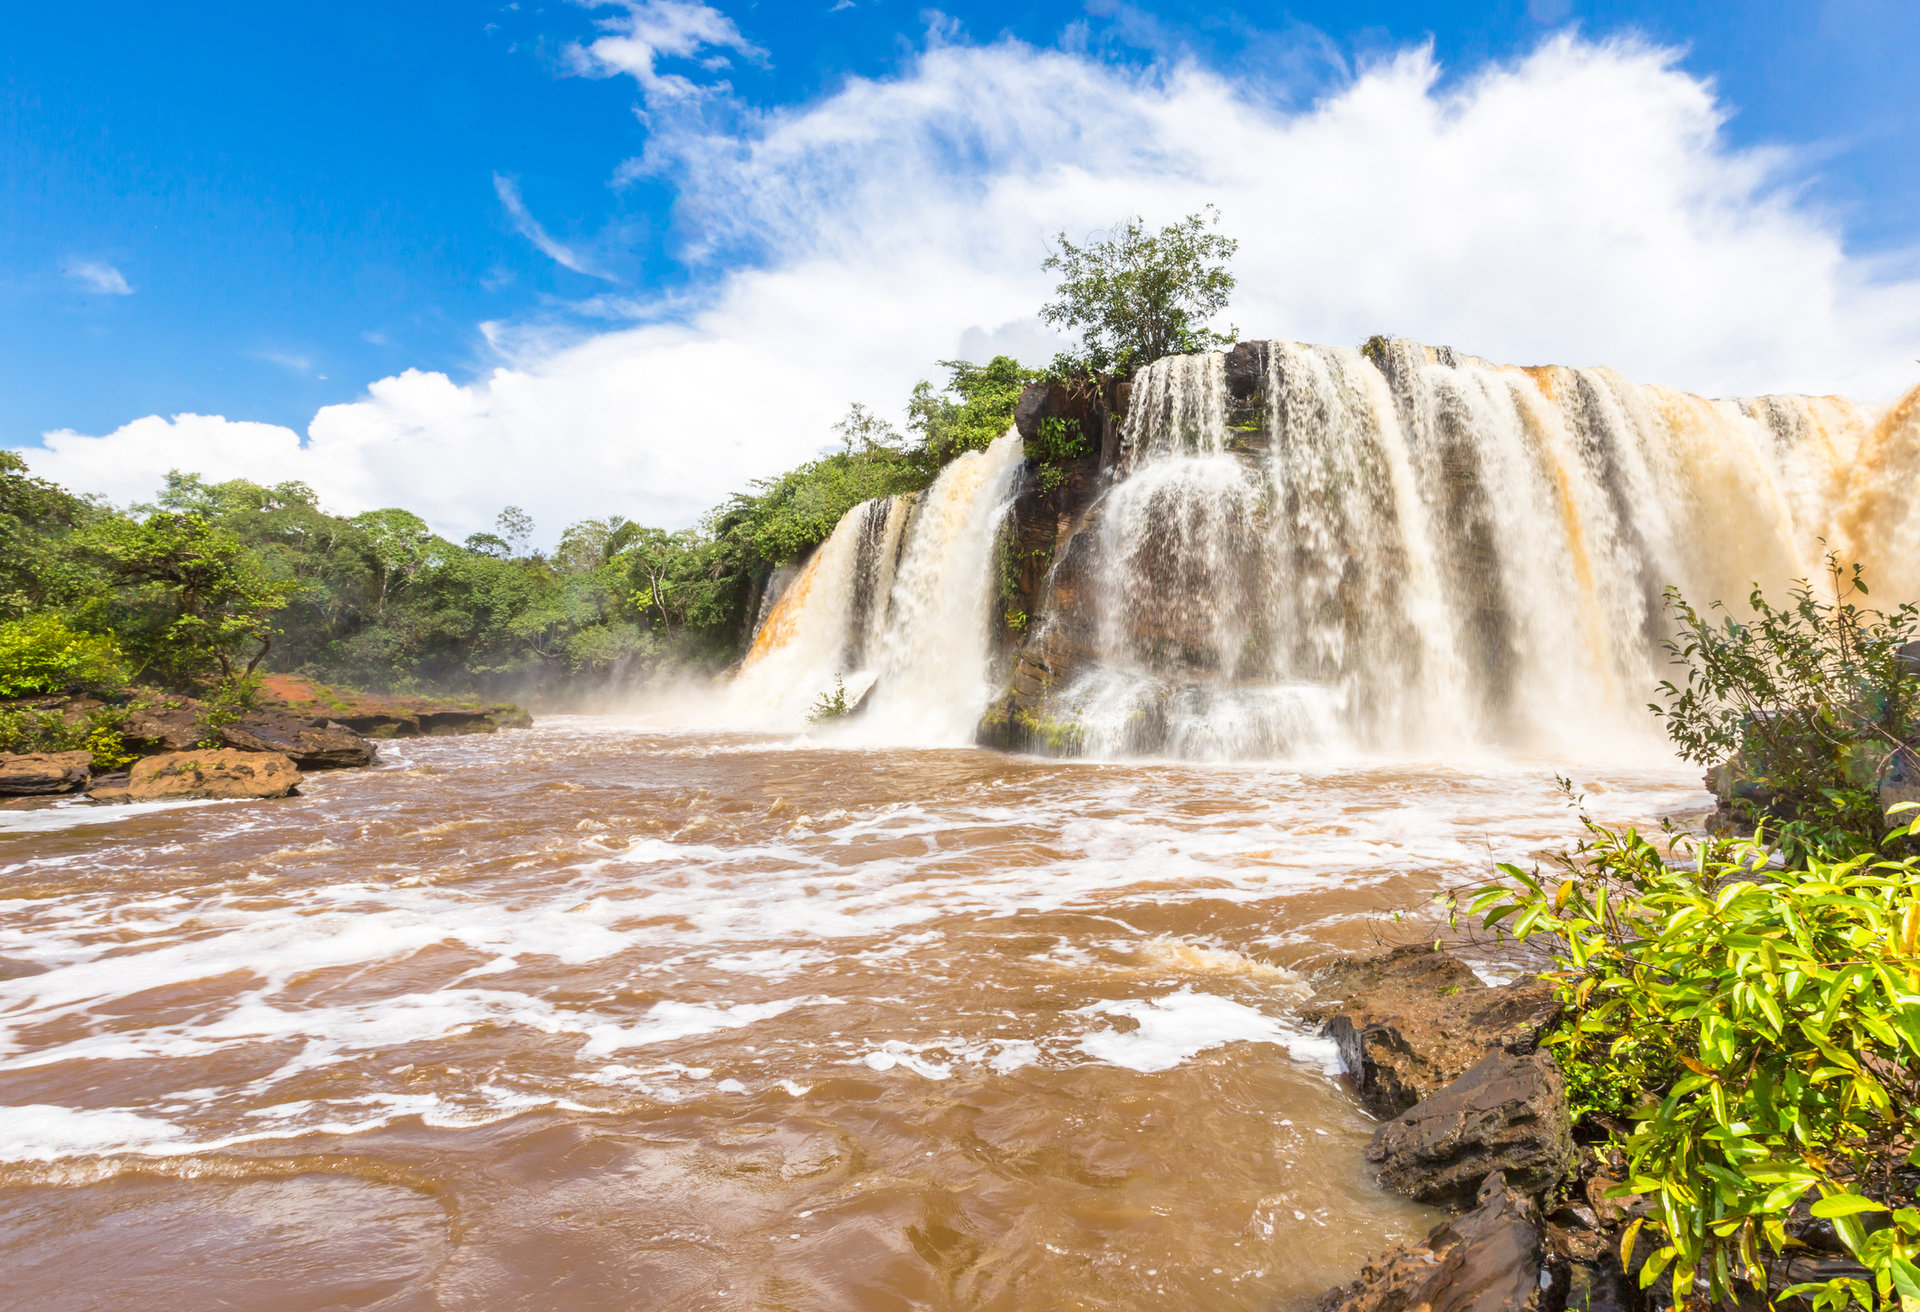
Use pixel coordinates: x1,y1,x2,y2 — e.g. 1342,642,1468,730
20,31,1920,542
37,414,311,501
62,259,133,295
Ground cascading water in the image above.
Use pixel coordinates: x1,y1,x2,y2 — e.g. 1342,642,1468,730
1049,339,1875,758
729,430,1024,742
733,338,1906,760
859,431,1026,742
727,496,883,724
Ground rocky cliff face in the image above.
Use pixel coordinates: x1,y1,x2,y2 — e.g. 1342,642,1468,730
980,346,1272,753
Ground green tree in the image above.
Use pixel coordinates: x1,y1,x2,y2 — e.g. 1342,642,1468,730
1040,206,1239,373
832,403,906,455
465,531,511,559
496,505,534,559
555,517,638,574
0,450,109,620
351,508,448,616
906,356,1041,467
81,511,299,687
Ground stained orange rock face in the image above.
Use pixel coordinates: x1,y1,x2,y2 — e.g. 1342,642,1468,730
126,749,300,801
0,750,94,795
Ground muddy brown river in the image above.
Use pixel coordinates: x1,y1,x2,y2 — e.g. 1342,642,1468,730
0,719,1705,1310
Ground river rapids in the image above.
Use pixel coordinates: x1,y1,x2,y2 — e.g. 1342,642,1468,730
5,337,1919,1308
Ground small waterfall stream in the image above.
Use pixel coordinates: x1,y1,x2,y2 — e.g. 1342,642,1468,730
730,430,1024,741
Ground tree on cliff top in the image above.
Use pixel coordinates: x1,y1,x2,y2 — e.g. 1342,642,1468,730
1040,206,1238,375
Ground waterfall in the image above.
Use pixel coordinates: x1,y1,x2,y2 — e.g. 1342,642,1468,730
731,338,1908,760
730,431,1024,740
1050,339,1875,758
855,431,1026,742
727,498,883,724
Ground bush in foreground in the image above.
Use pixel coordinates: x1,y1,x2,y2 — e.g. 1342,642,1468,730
1459,800,1920,1312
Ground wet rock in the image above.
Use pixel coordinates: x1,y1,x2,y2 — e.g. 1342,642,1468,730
84,770,130,802
220,710,374,769
126,749,299,802
1302,944,1562,1118
122,695,205,753
1312,1172,1545,1312
1561,1252,1634,1312
0,751,94,795
1367,1050,1576,1208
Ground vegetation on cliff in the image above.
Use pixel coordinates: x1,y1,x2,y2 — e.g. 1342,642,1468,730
1042,206,1239,374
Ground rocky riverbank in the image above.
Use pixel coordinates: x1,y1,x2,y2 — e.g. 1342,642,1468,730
0,674,529,804
1305,944,1871,1312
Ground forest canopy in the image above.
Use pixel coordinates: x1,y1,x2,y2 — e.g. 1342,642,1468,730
0,353,1042,701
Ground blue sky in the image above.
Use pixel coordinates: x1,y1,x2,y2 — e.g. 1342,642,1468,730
6,1,1919,536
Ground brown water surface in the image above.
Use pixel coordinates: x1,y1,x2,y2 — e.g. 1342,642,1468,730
0,719,1705,1310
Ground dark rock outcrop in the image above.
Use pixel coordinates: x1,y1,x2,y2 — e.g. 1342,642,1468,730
1366,1050,1577,1208
122,695,204,753
0,751,94,795
125,749,300,802
122,693,376,769
220,710,375,769
1313,1172,1546,1312
1303,944,1562,1118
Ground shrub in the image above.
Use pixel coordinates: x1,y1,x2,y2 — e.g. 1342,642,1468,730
0,704,135,769
1655,556,1920,858
809,678,851,723
0,613,128,697
1457,802,1920,1312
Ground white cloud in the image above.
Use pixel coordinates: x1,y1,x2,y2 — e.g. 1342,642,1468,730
568,0,763,104
492,173,613,279
251,349,313,373
62,259,133,295
19,32,1920,542
36,414,311,501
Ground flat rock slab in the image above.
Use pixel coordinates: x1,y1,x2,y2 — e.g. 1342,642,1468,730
1367,1050,1576,1208
1314,1172,1545,1312
1303,944,1561,1118
220,711,374,769
127,750,299,802
0,751,94,795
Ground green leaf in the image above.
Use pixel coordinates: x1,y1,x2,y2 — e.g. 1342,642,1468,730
1810,1195,1889,1219
1640,1246,1676,1289
1890,1258,1920,1303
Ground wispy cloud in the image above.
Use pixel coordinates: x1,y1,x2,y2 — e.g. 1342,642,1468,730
251,349,313,373
492,173,615,280
569,0,765,104
62,259,133,295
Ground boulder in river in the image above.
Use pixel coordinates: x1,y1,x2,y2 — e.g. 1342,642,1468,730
1302,944,1562,1118
124,749,300,802
1366,1050,1576,1208
1312,1171,1546,1312
0,751,94,795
